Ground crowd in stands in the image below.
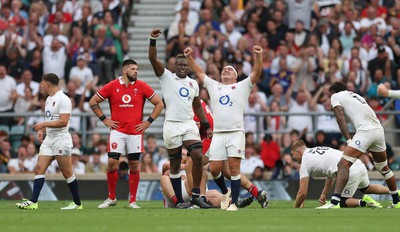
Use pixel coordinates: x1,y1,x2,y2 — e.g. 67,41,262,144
2,0,400,180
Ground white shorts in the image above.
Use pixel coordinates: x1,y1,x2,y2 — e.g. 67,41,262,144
39,133,73,156
208,131,245,161
163,121,200,149
163,180,190,208
108,130,143,154
341,160,370,198
349,128,386,153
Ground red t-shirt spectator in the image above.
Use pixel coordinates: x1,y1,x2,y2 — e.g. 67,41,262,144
260,138,281,169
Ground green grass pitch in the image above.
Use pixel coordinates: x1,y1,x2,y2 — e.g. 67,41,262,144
1,200,400,232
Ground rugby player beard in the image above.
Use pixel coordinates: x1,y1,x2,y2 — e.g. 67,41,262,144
127,73,136,82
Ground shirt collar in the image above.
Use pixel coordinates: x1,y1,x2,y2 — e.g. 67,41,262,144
118,76,135,85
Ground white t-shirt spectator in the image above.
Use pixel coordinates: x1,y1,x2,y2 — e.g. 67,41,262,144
7,157,36,172
0,75,16,111
43,34,69,48
241,156,264,174
69,65,94,93
42,46,67,79
16,81,40,97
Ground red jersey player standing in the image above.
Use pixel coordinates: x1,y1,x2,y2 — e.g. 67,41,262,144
192,99,269,208
89,59,164,209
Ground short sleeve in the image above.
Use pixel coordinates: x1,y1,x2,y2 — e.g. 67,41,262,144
330,93,342,108
142,81,156,99
97,82,113,100
299,164,310,178
59,95,72,114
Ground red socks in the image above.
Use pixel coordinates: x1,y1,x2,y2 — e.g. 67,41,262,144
129,170,140,203
107,169,119,200
248,184,259,198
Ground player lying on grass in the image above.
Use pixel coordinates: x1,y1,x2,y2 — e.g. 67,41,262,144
160,150,253,208
291,140,397,208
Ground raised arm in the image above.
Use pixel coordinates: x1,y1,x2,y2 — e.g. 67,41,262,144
332,105,351,141
309,85,324,111
250,45,263,85
148,28,165,77
378,83,400,98
183,47,206,85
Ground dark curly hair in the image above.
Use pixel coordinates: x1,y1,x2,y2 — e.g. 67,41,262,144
329,81,347,93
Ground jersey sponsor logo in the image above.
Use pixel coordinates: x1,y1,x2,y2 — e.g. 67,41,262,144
179,87,189,97
112,142,118,149
219,95,231,105
122,94,131,103
355,140,361,146
120,94,134,108
45,110,53,120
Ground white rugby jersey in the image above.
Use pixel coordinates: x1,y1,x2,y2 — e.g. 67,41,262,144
45,90,72,135
159,68,199,121
330,90,382,131
203,75,253,132
299,147,365,179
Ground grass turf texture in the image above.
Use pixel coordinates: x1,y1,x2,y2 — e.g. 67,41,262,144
1,200,400,232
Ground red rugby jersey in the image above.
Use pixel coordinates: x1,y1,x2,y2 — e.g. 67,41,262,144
97,77,155,135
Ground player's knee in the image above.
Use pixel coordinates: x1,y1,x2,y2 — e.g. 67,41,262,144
374,160,394,180
108,152,121,161
187,142,202,157
128,160,140,171
127,153,141,161
169,151,182,160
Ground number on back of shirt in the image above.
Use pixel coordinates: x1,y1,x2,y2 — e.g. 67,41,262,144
350,92,366,104
310,147,329,155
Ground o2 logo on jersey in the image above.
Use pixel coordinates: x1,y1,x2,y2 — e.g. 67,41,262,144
45,110,53,120
219,95,232,106
122,94,131,103
179,87,189,97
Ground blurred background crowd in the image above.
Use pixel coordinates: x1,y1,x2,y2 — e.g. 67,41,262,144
1,0,400,181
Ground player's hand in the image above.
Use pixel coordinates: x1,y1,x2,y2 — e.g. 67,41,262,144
377,83,389,97
37,130,45,143
319,195,327,205
206,128,213,138
253,45,262,55
135,121,151,132
33,122,46,132
150,29,162,38
103,118,119,129
183,47,193,58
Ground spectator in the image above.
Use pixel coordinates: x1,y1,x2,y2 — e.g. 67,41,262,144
270,58,294,93
285,82,313,137
71,148,85,175
14,85,34,124
259,134,281,171
69,54,95,95
168,7,195,40
368,45,392,80
270,43,298,75
241,145,264,174
266,100,286,147
0,64,18,126
43,23,69,48
25,49,44,83
7,146,35,173
42,38,68,84
174,0,200,26
16,70,39,97
267,82,288,111
3,45,24,82
195,8,220,32
244,91,267,139
71,2,93,35
286,0,314,30
92,24,116,85
140,152,158,174
86,150,107,173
